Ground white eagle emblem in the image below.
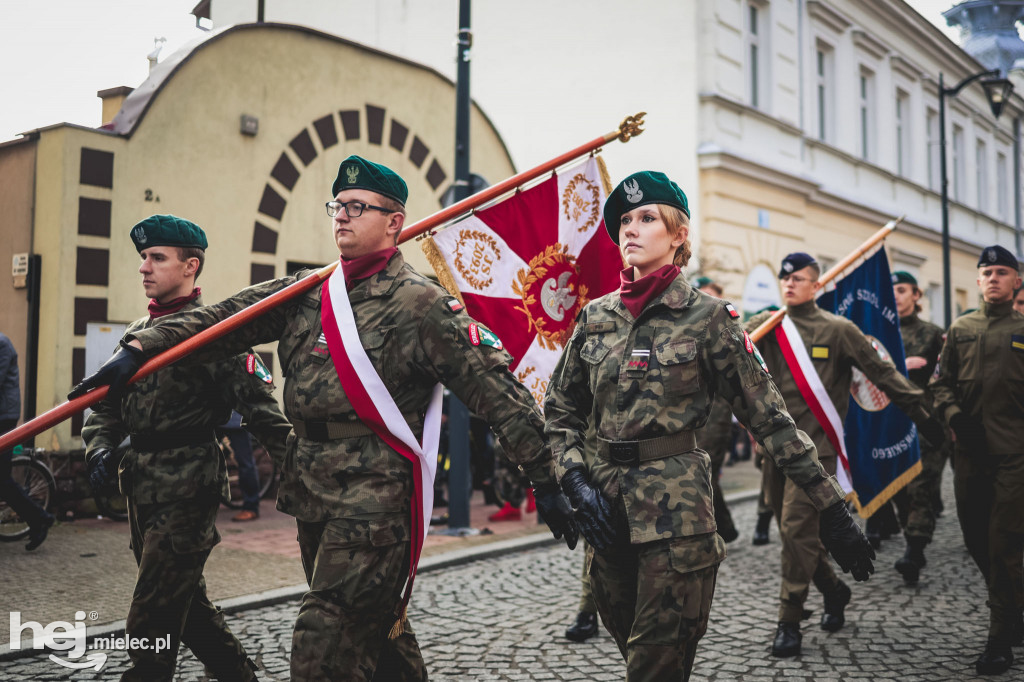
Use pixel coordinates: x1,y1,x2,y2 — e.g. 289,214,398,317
783,261,794,273
346,166,359,184
541,271,577,322
623,179,643,203
987,249,997,263
132,226,147,244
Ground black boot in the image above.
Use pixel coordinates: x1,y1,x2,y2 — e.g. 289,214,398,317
865,514,882,549
771,621,802,657
25,514,55,551
820,580,851,632
752,511,772,546
894,536,927,585
976,640,1014,675
564,611,598,642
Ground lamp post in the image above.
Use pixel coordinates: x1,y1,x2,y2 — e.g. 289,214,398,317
938,70,1014,325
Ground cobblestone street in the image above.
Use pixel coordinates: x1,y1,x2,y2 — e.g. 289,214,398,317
6,478,1015,681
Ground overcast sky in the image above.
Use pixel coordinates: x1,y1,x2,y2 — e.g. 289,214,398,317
0,0,964,144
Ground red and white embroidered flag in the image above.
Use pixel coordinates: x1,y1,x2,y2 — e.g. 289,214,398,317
422,157,622,408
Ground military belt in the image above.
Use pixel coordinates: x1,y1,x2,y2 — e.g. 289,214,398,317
130,427,217,452
596,431,698,467
292,415,420,441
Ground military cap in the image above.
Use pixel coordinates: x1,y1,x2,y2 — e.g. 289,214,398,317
892,271,918,287
977,244,1019,271
602,171,689,244
778,252,817,278
129,215,208,252
332,155,408,205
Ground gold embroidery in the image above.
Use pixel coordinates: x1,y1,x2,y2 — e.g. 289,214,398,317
561,172,601,233
512,244,589,351
452,229,501,290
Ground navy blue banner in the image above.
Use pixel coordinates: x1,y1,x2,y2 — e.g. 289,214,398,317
817,248,921,516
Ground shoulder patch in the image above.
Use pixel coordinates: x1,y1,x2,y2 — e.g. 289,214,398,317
444,297,464,313
743,331,769,374
246,353,273,384
468,322,503,350
725,303,740,319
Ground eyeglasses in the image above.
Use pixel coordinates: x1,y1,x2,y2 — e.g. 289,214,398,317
780,275,813,284
325,200,395,218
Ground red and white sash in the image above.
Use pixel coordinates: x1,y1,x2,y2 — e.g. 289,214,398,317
320,259,444,625
774,316,853,493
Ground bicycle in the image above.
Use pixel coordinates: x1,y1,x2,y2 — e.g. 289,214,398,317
0,446,57,542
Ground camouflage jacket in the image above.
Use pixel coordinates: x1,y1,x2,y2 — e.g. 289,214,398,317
544,274,843,546
128,252,554,522
82,297,292,504
899,313,944,391
697,395,733,468
930,300,1024,455
747,299,932,462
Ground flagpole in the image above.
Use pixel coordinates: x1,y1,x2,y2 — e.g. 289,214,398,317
748,215,905,344
0,113,647,453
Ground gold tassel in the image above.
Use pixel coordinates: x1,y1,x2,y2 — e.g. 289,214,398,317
421,236,466,306
853,459,923,519
388,606,408,640
595,154,614,195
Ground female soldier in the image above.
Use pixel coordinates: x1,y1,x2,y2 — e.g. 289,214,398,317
544,171,874,680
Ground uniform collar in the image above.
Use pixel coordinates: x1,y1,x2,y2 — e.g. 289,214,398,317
982,299,1014,318
347,248,405,302
602,268,694,322
899,312,920,327
786,298,819,317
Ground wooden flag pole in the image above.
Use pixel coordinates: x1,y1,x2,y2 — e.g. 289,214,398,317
748,215,905,344
0,113,647,452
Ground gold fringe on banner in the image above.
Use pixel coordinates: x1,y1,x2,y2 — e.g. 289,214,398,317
388,605,408,640
853,458,922,519
595,154,613,195
421,236,466,306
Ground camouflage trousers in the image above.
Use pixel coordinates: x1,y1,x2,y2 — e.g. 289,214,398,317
710,455,736,541
493,454,528,507
892,441,948,542
577,540,596,613
292,515,427,682
763,455,844,622
953,449,1024,644
588,534,721,681
125,491,254,682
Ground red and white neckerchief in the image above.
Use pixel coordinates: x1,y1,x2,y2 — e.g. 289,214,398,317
774,315,853,494
320,258,443,634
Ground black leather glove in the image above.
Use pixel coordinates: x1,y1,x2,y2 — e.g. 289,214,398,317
950,413,986,452
532,484,579,550
819,501,876,582
87,448,120,496
917,417,946,450
69,341,145,402
560,468,616,553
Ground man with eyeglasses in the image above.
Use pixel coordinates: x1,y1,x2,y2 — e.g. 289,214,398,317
71,155,577,681
931,245,1024,675
745,252,944,658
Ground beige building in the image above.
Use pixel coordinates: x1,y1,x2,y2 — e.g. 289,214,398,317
0,22,515,447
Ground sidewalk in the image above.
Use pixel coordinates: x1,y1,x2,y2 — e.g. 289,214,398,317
0,457,762,655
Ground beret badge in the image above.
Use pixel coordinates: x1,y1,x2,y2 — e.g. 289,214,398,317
624,179,643,203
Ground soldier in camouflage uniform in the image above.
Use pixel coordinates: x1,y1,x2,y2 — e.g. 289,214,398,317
746,252,945,658
544,171,875,681
74,157,577,682
889,271,947,584
75,215,292,682
931,245,1024,675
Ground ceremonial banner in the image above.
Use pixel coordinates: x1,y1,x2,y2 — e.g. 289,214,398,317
817,246,921,516
422,157,623,408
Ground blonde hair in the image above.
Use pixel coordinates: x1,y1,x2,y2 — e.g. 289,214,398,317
657,204,692,267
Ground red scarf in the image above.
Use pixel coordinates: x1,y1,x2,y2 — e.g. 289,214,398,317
619,264,680,318
343,247,398,291
148,288,201,319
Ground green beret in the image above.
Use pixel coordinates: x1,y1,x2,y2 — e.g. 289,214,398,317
332,155,408,205
692,276,715,289
891,271,917,287
130,215,207,252
602,171,689,244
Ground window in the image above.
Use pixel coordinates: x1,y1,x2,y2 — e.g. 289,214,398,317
747,2,769,110
896,90,910,176
926,108,939,191
859,69,875,161
952,125,964,201
976,140,988,212
816,44,833,142
997,152,1008,219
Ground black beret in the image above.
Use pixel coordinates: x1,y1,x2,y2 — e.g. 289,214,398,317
602,171,689,244
778,252,817,278
977,245,1019,271
130,215,208,252
332,155,408,205
891,271,918,286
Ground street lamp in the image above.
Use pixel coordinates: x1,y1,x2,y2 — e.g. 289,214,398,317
939,70,1014,325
